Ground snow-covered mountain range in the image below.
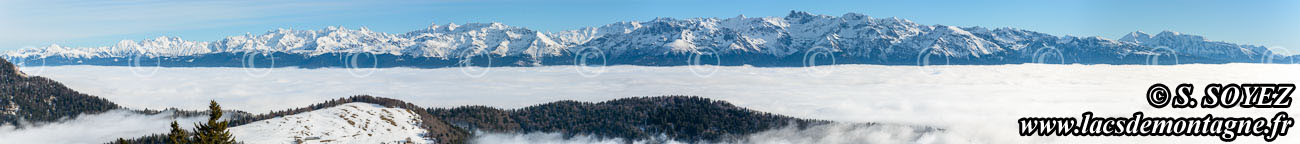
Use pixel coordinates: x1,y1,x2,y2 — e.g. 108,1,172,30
3,11,1290,67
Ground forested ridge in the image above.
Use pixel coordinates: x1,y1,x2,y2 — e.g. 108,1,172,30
0,58,120,127
429,96,828,143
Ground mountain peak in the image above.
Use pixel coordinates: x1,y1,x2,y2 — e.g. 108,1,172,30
1130,31,1150,37
841,12,869,20
485,22,508,28
1157,30,1180,36
424,22,442,30
786,10,818,18
272,28,293,33
445,22,460,31
1153,30,1208,41
651,17,677,22
146,36,185,42
1119,31,1153,43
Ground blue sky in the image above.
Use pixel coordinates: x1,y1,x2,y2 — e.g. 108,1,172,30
2,0,1297,52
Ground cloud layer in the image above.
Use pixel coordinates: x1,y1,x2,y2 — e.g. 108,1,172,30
0,110,206,144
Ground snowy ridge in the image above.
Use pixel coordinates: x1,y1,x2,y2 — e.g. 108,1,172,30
1120,31,1270,59
6,37,212,59
230,103,432,144
3,11,1285,65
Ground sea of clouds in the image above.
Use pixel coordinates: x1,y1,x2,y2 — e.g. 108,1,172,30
0,110,207,143
469,122,961,144
3,64,1299,143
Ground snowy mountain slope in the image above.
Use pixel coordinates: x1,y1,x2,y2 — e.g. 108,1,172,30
230,102,432,144
3,11,1289,66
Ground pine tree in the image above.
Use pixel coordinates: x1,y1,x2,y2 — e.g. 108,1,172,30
168,120,190,144
115,138,130,144
193,100,236,144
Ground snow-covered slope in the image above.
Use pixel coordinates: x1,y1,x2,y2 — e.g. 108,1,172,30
230,103,432,144
3,11,1287,66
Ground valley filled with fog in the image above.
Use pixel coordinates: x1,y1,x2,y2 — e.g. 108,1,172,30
5,64,1299,143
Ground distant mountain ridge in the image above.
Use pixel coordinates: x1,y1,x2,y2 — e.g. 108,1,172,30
4,11,1291,67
